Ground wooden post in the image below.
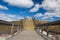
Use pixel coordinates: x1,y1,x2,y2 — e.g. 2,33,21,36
37,27,40,32
46,25,49,36
17,24,19,32
11,23,14,36
38,27,40,32
20,26,22,31
41,26,43,34
22,25,23,30
19,25,20,31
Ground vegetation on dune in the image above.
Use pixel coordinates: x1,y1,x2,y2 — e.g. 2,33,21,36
0,25,10,32
48,25,60,32
35,20,46,24
0,25,18,33
11,19,23,25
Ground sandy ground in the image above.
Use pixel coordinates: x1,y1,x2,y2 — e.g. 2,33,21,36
0,37,6,40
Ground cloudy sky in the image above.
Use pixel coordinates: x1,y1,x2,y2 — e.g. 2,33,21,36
0,0,60,22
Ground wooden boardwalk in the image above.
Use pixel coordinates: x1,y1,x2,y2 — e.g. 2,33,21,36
8,30,45,40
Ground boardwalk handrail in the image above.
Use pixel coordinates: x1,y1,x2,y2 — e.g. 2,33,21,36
0,20,23,26
0,20,12,25
35,20,60,40
0,20,23,37
36,20,60,37
36,20,60,26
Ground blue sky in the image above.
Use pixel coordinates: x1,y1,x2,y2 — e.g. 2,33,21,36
0,0,60,22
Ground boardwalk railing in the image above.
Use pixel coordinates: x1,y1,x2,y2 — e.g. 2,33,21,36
36,20,60,40
0,20,23,38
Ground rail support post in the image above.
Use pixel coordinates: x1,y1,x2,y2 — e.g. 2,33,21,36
41,26,43,34
20,26,22,31
11,23,14,36
17,24,20,32
37,27,40,32
46,25,49,36
38,27,40,32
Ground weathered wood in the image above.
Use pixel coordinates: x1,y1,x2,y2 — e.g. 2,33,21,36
37,20,60,26
8,30,45,40
0,20,23,26
36,20,60,34
11,23,14,36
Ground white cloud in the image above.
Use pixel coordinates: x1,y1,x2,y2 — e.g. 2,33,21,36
44,12,60,18
42,0,60,11
26,16,32,19
3,0,34,8
34,0,60,20
0,5,8,10
30,0,60,12
41,0,60,14
34,12,60,20
0,12,24,21
30,4,40,12
41,0,60,19
34,13,43,17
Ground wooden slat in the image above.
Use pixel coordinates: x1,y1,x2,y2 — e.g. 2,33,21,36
37,20,60,26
